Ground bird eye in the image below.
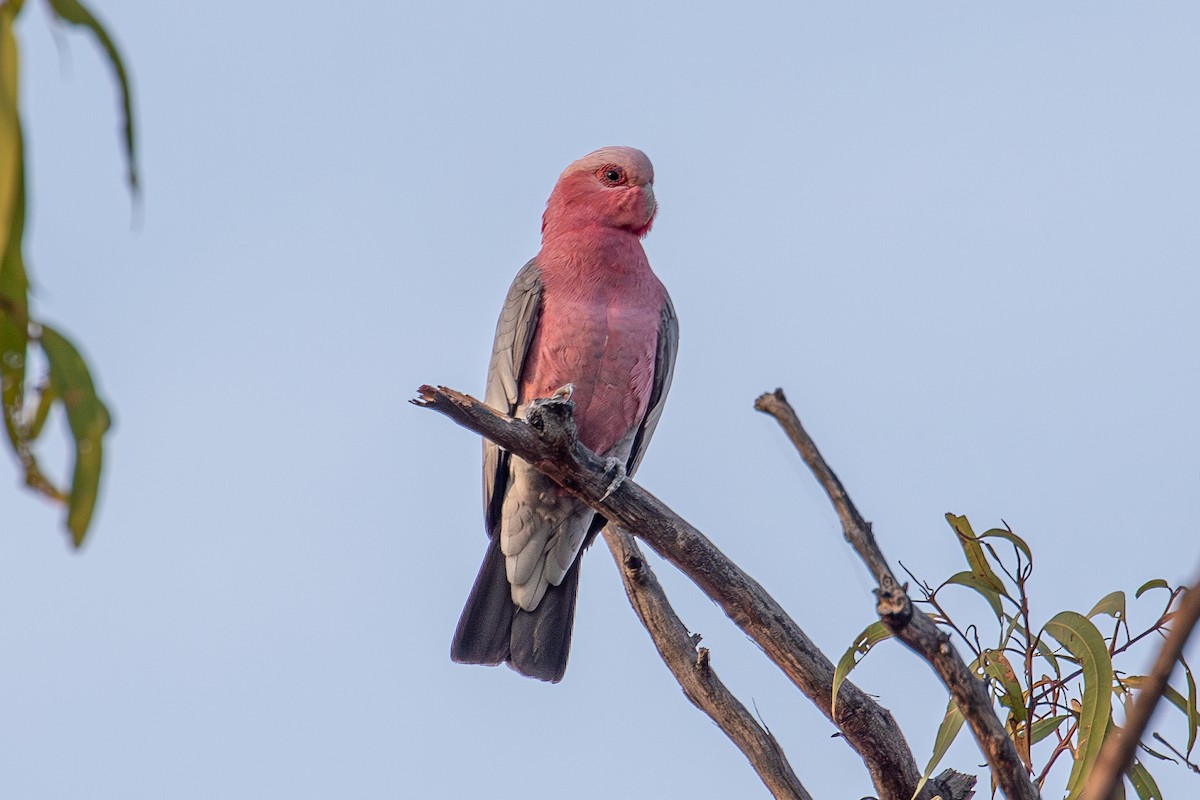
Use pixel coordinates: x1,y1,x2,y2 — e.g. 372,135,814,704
598,166,626,185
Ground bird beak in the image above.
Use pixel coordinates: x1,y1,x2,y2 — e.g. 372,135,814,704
642,182,656,222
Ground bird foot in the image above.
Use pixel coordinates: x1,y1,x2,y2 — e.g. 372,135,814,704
600,457,626,501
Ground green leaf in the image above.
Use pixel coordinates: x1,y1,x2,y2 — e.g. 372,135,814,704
1127,759,1163,800
1185,659,1197,758
1088,590,1127,621
25,378,54,440
832,621,892,717
911,697,965,800
1030,714,1070,745
981,526,1033,566
1135,579,1170,599
944,570,1004,619
1044,611,1114,800
39,324,111,546
945,513,1008,597
45,0,138,195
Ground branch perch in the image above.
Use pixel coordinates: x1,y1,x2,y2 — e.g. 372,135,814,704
415,384,969,800
1082,566,1200,800
755,388,1036,800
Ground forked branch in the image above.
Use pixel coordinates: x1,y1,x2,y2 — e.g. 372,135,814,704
415,384,972,800
755,388,1035,800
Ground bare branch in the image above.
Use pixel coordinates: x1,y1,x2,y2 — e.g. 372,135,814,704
1083,567,1200,800
754,388,1037,800
604,526,813,800
414,384,964,800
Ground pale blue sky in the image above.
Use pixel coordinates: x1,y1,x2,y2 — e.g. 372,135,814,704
0,2,1197,798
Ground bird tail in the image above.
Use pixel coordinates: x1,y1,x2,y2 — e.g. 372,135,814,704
452,538,515,668
451,538,581,684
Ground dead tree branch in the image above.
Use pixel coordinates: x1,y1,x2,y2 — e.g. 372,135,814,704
414,384,972,800
604,526,813,800
1082,567,1200,800
754,388,1037,800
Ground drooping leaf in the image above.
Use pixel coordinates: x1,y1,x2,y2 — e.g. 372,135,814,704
45,0,138,195
981,525,1034,566
25,378,54,440
946,513,1008,592
0,0,28,455
832,620,892,717
39,324,111,546
1030,714,1071,745
1124,676,1195,726
1088,590,1127,622
944,569,1005,619
1127,759,1163,800
1135,579,1170,599
1044,611,1114,800
911,697,965,800
1185,658,1197,758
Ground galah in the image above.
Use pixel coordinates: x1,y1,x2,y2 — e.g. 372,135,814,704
451,146,678,683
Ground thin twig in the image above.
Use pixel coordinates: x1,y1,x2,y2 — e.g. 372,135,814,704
754,388,1037,800
603,527,813,800
1082,566,1200,800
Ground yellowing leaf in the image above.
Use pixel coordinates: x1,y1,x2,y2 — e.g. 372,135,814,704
0,0,27,454
981,649,1028,724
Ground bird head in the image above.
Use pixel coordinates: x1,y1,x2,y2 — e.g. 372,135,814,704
542,147,656,239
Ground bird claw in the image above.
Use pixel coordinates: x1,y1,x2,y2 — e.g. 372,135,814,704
600,457,626,501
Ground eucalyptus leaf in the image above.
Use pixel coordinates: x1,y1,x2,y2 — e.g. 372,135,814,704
1088,590,1127,621
1127,759,1163,800
981,526,1033,566
1044,611,1114,800
39,324,111,546
945,513,1008,596
832,620,892,717
1029,714,1070,745
911,697,965,800
45,0,138,194
1135,579,1170,599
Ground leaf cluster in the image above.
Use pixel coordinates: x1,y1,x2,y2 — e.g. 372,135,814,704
835,514,1197,799
0,0,135,545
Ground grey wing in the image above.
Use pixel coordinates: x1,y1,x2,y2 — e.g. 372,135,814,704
482,259,543,537
626,292,679,477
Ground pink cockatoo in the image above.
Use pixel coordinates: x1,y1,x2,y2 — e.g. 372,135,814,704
452,147,678,683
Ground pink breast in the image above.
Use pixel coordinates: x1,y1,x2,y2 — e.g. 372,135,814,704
521,280,663,455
